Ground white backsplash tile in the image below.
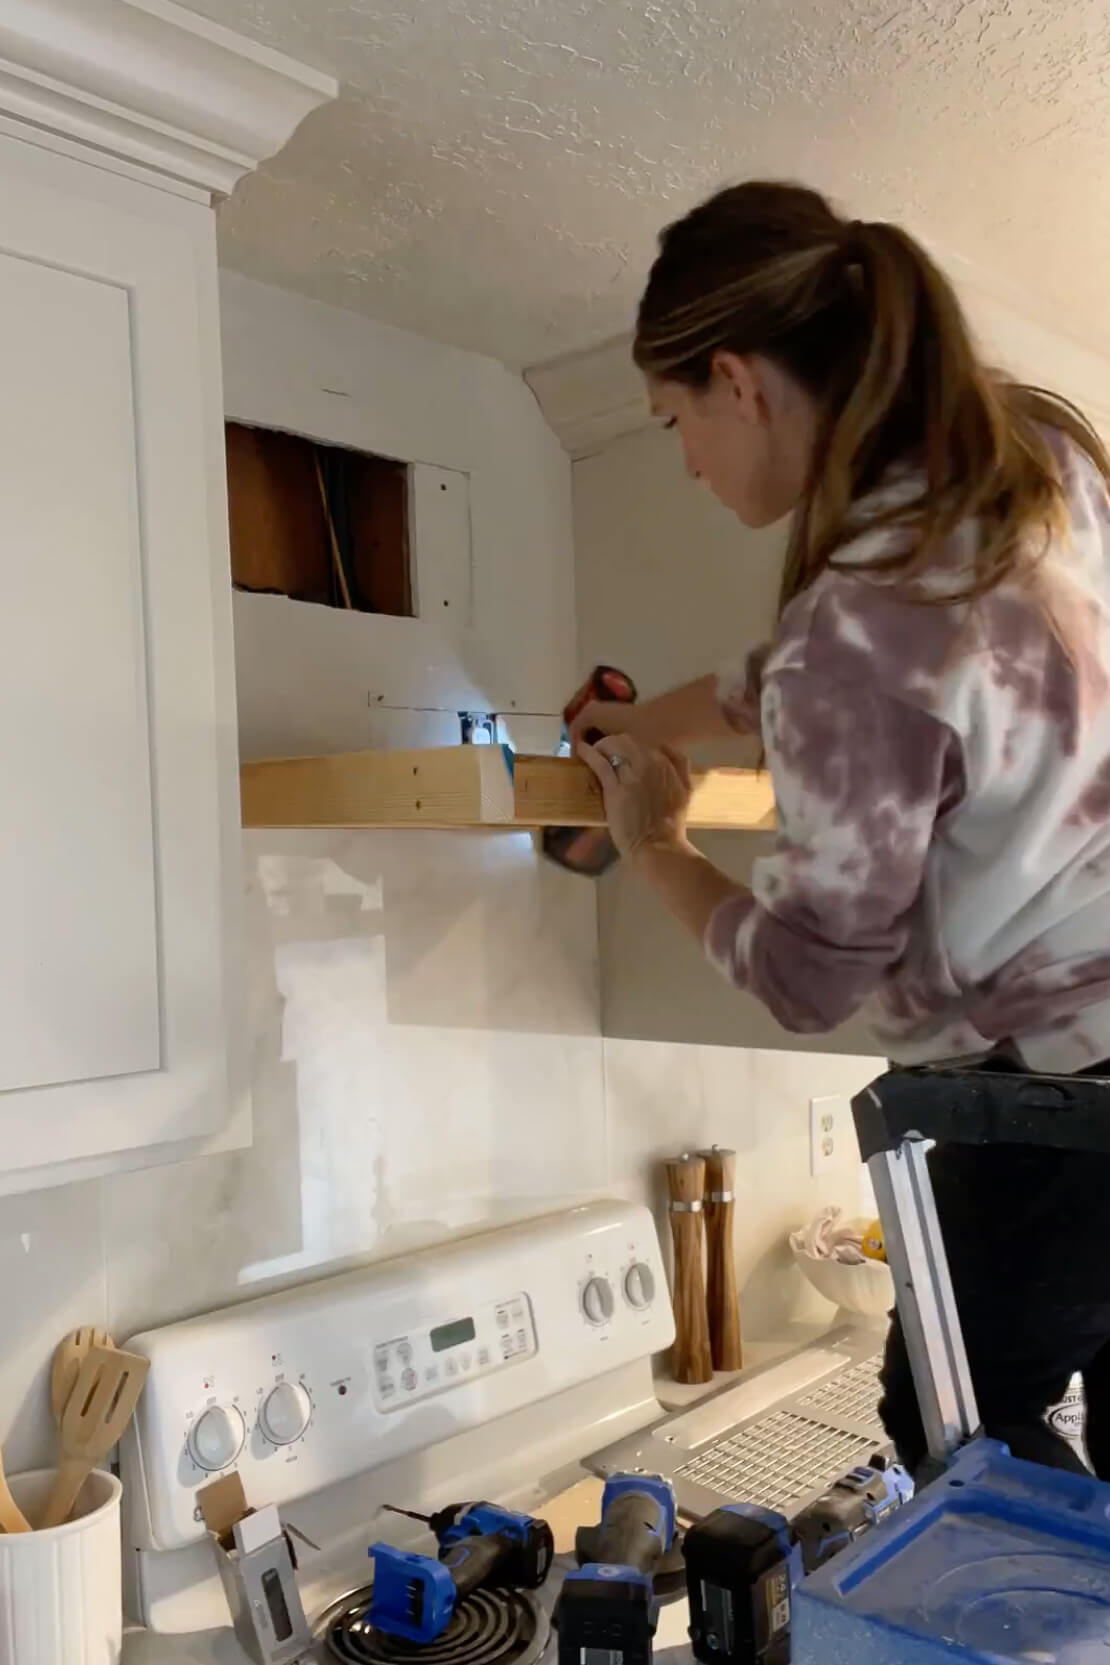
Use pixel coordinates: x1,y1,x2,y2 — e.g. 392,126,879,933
102,830,606,1349
6,822,888,1469
0,1183,107,1478
604,1039,884,1340
727,1049,884,1335
747,1050,884,1128
604,1039,713,1177
104,1149,259,1344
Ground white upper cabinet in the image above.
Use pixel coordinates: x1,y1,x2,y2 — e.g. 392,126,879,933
0,0,335,1188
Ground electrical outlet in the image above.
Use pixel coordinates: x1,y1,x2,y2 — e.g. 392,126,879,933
810,1094,850,1176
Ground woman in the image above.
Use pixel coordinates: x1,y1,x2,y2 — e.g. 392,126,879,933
573,181,1110,1478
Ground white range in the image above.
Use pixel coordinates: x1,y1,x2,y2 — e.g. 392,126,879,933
119,1201,694,1664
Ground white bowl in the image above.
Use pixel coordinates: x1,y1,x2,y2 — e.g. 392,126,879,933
791,1243,894,1319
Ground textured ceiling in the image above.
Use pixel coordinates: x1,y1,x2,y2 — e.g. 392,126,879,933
181,0,1110,370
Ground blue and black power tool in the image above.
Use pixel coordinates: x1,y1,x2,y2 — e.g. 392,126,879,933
368,1501,554,1644
685,1504,800,1665
684,1457,913,1665
791,1456,913,1575
553,1474,678,1665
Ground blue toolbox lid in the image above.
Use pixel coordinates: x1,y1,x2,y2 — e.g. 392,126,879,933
793,1439,1110,1664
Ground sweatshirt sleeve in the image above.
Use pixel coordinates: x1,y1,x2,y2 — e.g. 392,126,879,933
704,665,959,1032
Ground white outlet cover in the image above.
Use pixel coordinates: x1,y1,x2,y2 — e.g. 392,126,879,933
810,1094,849,1176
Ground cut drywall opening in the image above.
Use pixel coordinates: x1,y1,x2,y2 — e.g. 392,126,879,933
226,421,412,616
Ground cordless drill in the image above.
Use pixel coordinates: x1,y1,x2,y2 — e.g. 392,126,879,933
683,1458,913,1665
368,1501,554,1643
542,665,638,876
553,1474,676,1665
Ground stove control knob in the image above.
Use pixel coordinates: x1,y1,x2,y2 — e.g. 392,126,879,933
624,1263,656,1310
260,1381,312,1446
188,1404,246,1472
581,1276,615,1326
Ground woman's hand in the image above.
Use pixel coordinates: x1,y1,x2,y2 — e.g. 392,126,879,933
577,734,694,857
580,731,747,948
568,699,657,752
567,675,741,753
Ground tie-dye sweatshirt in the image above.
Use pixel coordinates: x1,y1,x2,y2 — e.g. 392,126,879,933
707,432,1110,1073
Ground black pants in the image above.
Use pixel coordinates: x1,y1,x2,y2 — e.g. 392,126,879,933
878,1061,1110,1479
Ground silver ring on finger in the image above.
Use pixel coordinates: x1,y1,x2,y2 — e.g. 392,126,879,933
607,753,627,773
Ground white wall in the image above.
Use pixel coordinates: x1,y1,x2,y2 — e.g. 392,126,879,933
574,424,879,1054
0,287,876,1481
221,270,577,758
943,249,1110,441
576,421,785,700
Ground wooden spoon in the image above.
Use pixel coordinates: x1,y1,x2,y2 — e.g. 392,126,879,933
50,1326,114,1426
0,1446,31,1533
39,1344,149,1529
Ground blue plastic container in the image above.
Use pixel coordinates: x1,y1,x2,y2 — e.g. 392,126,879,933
793,1440,1110,1664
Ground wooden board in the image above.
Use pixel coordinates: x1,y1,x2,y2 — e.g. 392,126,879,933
512,754,775,830
240,747,514,829
240,748,776,832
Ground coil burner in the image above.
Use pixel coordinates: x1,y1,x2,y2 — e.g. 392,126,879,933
317,1585,550,1665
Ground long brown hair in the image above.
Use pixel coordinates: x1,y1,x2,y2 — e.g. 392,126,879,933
634,181,1110,620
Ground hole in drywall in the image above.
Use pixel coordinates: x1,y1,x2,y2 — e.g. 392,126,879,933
225,421,413,617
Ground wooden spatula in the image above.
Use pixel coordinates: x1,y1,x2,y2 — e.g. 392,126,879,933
39,1344,149,1529
0,1446,31,1533
50,1326,114,1425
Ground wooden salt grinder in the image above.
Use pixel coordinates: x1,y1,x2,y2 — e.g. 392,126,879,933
665,1152,713,1384
700,1145,743,1372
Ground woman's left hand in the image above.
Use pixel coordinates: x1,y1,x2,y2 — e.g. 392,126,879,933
577,734,694,857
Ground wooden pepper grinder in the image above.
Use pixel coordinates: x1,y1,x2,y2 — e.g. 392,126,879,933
666,1153,713,1384
700,1146,743,1372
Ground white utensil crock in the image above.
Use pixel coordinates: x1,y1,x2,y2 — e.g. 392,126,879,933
0,1468,122,1665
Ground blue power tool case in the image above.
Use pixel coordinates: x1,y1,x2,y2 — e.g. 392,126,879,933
794,1437,1110,1663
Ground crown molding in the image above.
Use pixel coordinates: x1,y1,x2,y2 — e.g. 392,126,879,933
0,0,337,198
525,334,645,458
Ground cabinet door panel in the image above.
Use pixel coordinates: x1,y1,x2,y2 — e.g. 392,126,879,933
0,135,235,1178
0,250,160,1092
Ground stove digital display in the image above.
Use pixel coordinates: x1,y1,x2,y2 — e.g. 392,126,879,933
430,1316,476,1353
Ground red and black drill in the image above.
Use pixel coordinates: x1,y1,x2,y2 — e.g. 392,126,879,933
542,665,637,877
